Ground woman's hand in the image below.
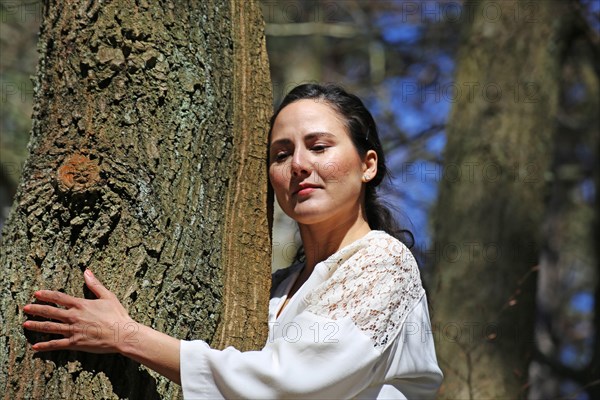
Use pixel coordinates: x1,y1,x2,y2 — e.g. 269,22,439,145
23,269,182,384
23,269,136,354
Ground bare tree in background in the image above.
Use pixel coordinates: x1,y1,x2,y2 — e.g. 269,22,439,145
430,0,600,398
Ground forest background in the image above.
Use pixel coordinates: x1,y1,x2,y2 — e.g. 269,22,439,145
1,0,598,398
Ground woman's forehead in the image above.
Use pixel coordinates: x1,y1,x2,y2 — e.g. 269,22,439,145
271,100,345,137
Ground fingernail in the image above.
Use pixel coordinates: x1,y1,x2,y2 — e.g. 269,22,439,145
85,269,93,277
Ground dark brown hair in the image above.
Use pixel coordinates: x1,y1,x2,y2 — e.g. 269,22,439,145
268,83,414,248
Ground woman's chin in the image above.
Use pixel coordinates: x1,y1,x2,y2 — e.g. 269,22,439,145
284,206,321,224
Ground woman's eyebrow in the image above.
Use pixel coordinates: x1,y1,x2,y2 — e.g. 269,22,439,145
304,132,335,141
270,138,292,148
270,132,334,147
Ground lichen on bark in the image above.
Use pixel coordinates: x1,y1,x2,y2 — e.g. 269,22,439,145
0,1,272,399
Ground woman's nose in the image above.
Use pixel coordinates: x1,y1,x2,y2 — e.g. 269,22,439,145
291,149,311,177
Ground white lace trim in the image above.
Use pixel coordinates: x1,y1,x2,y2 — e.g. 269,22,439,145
303,231,424,352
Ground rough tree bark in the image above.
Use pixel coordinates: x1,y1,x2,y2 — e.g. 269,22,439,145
0,1,272,399
430,0,573,398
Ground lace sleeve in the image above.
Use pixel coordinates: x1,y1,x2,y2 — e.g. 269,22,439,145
303,234,424,352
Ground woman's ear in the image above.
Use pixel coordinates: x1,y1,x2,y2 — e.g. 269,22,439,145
362,150,378,182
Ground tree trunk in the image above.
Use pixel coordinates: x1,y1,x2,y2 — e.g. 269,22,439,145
0,1,272,399
430,1,572,398
529,26,600,399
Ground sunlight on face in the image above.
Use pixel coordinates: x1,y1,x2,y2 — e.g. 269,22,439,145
269,99,371,227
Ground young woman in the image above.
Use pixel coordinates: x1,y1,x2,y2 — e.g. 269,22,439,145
23,84,443,398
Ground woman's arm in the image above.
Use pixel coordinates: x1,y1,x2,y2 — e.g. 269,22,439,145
23,269,181,384
120,322,181,384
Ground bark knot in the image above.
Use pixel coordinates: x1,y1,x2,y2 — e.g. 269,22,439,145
57,154,101,194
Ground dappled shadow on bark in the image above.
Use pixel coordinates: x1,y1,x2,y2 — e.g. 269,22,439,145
32,351,160,400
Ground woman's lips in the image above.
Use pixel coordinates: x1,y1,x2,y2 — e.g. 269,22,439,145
293,184,321,196
297,187,317,196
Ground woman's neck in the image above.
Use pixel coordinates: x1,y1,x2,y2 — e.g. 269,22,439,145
298,212,372,273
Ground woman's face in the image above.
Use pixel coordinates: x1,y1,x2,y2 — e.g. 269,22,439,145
269,99,377,227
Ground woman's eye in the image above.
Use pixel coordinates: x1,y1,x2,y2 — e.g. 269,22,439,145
274,152,289,162
311,145,327,153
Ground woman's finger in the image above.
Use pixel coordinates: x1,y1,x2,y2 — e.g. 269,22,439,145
23,304,71,322
23,320,73,337
31,338,73,352
84,269,112,299
34,290,79,308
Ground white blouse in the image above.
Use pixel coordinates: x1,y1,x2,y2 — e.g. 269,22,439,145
180,230,443,399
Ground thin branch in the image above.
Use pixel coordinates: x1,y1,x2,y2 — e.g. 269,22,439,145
265,22,359,38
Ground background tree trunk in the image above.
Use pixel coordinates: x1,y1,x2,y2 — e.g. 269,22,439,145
430,1,572,398
528,18,600,398
0,1,272,399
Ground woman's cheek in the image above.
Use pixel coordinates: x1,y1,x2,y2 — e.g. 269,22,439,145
319,161,338,182
317,154,343,182
269,164,279,183
326,160,355,183
269,165,287,193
